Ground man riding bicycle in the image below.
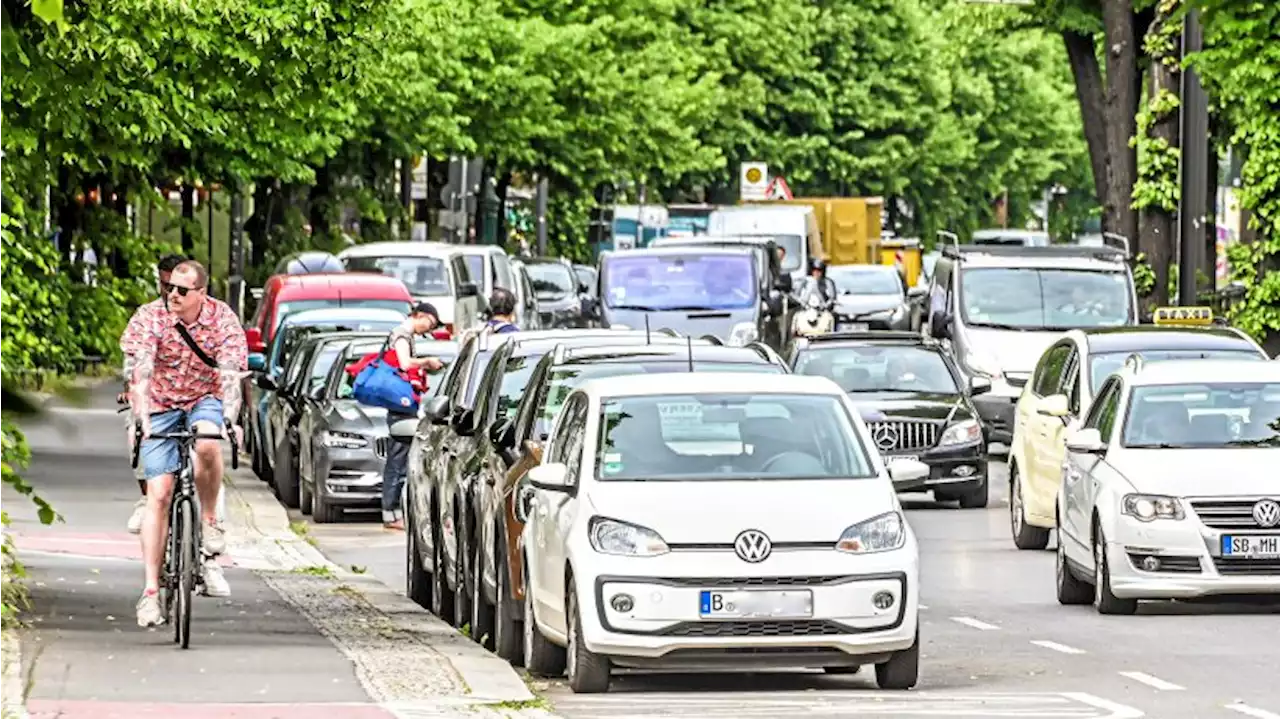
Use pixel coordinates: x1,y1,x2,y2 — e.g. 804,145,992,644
121,260,247,627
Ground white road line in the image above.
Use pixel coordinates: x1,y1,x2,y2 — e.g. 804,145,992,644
1118,671,1183,691
1031,640,1086,655
1226,703,1280,719
1063,692,1146,719
919,603,929,610
950,615,999,631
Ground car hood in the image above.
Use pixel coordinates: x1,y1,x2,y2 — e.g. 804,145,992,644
848,392,964,423
325,400,390,436
834,295,903,317
583,478,900,544
964,327,1063,374
604,307,756,338
1110,448,1280,496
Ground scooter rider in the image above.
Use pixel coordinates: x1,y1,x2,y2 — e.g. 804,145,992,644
802,258,838,306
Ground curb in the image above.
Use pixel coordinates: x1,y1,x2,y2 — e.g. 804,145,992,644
1,625,29,719
221,468,545,714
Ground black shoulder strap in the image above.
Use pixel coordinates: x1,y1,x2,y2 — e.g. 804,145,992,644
175,323,218,368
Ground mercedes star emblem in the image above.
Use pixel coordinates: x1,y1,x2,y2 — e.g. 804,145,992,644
1252,499,1280,529
873,425,900,451
733,529,773,563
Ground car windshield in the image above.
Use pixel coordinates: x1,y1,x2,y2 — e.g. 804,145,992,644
1122,382,1280,448
274,299,411,333
1090,349,1264,392
595,393,874,480
342,256,449,296
603,253,757,311
828,267,903,296
539,361,785,427
795,346,958,394
960,268,1131,330
525,263,577,301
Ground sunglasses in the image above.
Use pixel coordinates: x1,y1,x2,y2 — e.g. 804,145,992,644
164,282,202,297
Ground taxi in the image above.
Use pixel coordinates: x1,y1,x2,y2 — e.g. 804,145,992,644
1054,359,1280,614
1008,307,1268,550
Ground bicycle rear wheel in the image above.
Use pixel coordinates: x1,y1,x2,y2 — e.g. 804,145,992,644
173,498,197,649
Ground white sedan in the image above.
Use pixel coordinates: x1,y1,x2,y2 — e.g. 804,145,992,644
1056,359,1280,614
515,373,926,692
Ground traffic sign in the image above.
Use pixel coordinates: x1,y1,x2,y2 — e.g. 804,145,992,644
740,162,768,201
765,176,793,200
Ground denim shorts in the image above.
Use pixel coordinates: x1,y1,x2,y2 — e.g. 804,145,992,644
140,396,224,480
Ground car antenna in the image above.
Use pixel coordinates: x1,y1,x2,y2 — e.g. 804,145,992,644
644,315,651,345
686,335,694,371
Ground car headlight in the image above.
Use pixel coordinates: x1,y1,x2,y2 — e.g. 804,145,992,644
588,517,670,557
939,418,982,447
322,431,369,449
728,322,758,347
836,511,906,554
1122,494,1184,522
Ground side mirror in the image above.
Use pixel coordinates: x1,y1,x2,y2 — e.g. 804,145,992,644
1036,394,1070,418
422,396,450,425
1066,427,1107,454
389,418,418,441
969,376,992,396
488,418,514,448
308,385,325,401
930,313,951,339
248,353,267,372
255,374,277,392
452,407,476,435
245,327,265,354
514,482,536,523
459,282,479,298
887,457,930,483
578,282,589,294
528,462,571,491
908,286,927,300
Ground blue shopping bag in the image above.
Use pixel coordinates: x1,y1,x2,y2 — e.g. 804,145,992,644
351,340,419,414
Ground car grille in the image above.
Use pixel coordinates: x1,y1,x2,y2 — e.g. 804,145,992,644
661,576,849,588
374,437,389,459
1190,498,1280,530
1213,558,1280,576
866,420,939,453
1126,553,1202,574
661,620,845,638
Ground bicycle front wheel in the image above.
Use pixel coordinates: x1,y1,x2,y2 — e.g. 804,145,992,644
173,498,197,649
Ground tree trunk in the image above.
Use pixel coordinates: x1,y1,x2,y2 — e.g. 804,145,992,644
309,164,332,245
1063,31,1110,207
247,181,274,272
180,185,196,253
495,171,511,250
1102,0,1141,247
1137,5,1180,308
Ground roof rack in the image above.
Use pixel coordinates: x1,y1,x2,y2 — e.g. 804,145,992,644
938,228,1130,262
802,330,927,343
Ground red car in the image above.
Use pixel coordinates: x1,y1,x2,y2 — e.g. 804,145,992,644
246,273,414,354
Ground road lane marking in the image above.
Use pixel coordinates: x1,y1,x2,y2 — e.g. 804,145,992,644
919,603,929,610
1063,692,1146,718
1226,704,1280,719
1031,640,1086,655
950,616,999,630
1118,671,1183,691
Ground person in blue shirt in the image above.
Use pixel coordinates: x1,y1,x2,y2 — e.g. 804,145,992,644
484,288,521,334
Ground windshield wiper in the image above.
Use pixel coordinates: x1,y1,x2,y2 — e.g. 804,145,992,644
666,305,723,312
1127,442,1188,449
609,304,660,312
967,321,1032,331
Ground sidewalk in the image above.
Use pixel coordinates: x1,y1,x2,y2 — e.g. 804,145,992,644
3,384,555,718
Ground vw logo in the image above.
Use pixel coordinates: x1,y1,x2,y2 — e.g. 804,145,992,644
1252,499,1280,529
733,529,772,563
873,425,900,451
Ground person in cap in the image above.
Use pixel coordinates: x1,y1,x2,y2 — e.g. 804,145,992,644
381,302,445,530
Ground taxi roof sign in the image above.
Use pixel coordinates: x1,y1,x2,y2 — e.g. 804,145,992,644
1152,306,1214,326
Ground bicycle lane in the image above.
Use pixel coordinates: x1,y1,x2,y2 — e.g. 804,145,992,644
5,389,550,719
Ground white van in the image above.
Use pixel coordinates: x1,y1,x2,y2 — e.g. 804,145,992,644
707,205,822,282
338,242,482,335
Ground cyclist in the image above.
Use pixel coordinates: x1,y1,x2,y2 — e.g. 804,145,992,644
121,260,247,627
120,253,187,534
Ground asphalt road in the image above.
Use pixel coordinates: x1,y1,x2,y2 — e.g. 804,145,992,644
294,460,1280,719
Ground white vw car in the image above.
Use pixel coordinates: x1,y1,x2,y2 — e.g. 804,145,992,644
1056,359,1280,614
515,373,926,693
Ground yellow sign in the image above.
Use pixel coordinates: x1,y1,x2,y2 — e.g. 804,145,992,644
1152,306,1214,326
745,167,763,184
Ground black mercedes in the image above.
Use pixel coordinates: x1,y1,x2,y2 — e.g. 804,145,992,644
787,331,993,508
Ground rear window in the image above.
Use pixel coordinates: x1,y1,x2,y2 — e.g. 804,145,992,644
342,256,449,296
274,299,411,333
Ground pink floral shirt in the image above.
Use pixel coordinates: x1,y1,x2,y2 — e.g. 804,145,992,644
120,296,248,413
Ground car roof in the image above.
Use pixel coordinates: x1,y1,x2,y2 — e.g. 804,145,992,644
498,330,712,356
560,345,777,364
602,246,756,259
650,235,774,247
1118,359,1280,386
339,242,465,259
1076,326,1262,354
273,273,412,297
828,263,897,274
578,373,840,398
281,307,406,325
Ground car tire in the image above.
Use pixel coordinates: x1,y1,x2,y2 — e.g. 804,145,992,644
453,513,473,631
299,476,314,516
470,539,495,650
1093,526,1138,615
522,564,566,677
406,508,433,609
956,476,989,509
1056,511,1092,605
875,631,919,690
1010,468,1050,550
431,515,456,621
312,484,340,524
273,439,300,509
492,533,523,664
566,581,610,693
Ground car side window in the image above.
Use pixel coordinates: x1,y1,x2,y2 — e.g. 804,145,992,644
1084,378,1120,436
472,346,508,427
558,398,589,485
1060,347,1081,414
451,257,470,294
547,394,584,465
512,359,549,441
928,264,949,322
1094,380,1123,441
1033,343,1072,397
444,339,475,404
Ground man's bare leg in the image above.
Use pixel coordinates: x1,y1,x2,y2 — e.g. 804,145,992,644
141,473,175,590
191,422,223,526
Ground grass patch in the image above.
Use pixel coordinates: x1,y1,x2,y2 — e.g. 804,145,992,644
350,564,367,574
291,565,333,578
289,521,309,537
489,697,554,712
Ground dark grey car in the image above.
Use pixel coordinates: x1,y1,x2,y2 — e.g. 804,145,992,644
827,264,925,332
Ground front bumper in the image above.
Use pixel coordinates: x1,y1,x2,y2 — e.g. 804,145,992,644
885,441,987,493
972,377,1024,443
315,447,386,507
1106,516,1280,599
572,548,919,668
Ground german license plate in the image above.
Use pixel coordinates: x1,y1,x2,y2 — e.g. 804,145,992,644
1222,535,1280,558
698,590,813,619
886,454,919,464
839,322,869,332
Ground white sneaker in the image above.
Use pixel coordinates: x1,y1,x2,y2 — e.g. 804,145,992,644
127,498,147,534
201,560,231,598
136,590,164,627
203,519,226,556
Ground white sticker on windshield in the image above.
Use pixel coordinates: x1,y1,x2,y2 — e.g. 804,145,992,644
604,453,622,464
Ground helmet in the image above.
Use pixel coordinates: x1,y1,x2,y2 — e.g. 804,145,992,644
809,257,827,273
274,251,344,275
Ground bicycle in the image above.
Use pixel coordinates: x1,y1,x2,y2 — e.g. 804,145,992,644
129,415,239,649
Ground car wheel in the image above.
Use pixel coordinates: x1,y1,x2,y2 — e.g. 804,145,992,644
957,476,989,509
875,631,919,690
431,515,456,621
453,515,473,631
406,507,433,609
299,475,314,516
566,580,610,693
470,538,495,649
522,564,566,677
312,482,340,524
1093,526,1138,615
492,533,523,664
272,439,300,509
1010,469,1050,550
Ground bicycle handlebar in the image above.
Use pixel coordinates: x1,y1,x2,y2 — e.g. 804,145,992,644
131,417,240,472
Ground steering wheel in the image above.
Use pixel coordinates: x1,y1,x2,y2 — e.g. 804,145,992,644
760,451,824,475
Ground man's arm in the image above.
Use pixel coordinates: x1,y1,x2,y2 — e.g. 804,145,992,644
120,305,158,425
